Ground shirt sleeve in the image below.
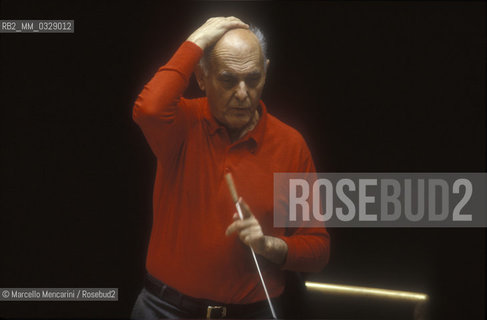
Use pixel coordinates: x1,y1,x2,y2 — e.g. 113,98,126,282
132,41,203,159
277,139,331,272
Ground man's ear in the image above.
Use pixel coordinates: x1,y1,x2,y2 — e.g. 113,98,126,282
194,64,206,92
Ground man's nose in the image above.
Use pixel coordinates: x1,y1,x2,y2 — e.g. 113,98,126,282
234,81,248,102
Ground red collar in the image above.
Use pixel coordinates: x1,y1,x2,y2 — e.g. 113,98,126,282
202,99,268,150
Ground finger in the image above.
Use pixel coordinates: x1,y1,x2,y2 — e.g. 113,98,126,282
225,218,257,236
239,229,251,242
226,221,238,236
225,220,245,236
213,18,248,32
229,21,249,29
239,225,262,240
238,197,253,219
238,225,255,238
226,16,249,27
237,218,258,230
246,232,264,244
242,232,265,247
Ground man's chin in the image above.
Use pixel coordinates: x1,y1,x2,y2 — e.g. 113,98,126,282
225,115,251,130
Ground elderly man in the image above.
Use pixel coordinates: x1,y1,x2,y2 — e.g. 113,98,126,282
131,17,330,319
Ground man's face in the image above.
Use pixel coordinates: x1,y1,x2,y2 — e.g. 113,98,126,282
201,29,268,131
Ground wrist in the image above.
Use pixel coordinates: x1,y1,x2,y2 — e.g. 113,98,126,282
186,35,206,50
261,236,288,265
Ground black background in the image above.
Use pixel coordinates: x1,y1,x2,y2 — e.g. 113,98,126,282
0,1,485,319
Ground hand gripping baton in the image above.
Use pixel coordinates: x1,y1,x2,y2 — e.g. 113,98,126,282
224,173,277,319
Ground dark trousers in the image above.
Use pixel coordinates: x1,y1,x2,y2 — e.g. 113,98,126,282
131,275,279,319
131,288,193,319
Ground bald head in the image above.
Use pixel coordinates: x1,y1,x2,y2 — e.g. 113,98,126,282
199,26,267,75
213,28,263,57
218,28,261,45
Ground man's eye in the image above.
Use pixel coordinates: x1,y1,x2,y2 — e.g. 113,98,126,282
246,77,260,86
220,77,235,84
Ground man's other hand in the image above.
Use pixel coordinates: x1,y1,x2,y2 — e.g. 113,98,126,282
225,198,288,265
225,198,266,254
187,16,249,50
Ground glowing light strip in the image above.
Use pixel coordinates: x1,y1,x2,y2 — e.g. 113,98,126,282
305,281,428,301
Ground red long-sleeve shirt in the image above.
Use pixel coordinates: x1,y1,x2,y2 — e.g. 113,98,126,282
133,41,330,304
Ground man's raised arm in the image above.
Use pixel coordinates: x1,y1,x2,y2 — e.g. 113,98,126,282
132,17,248,158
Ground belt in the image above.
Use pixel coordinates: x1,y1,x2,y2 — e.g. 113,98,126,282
144,273,275,318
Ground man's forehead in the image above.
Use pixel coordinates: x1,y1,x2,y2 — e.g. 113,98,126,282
209,29,264,73
210,54,263,76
